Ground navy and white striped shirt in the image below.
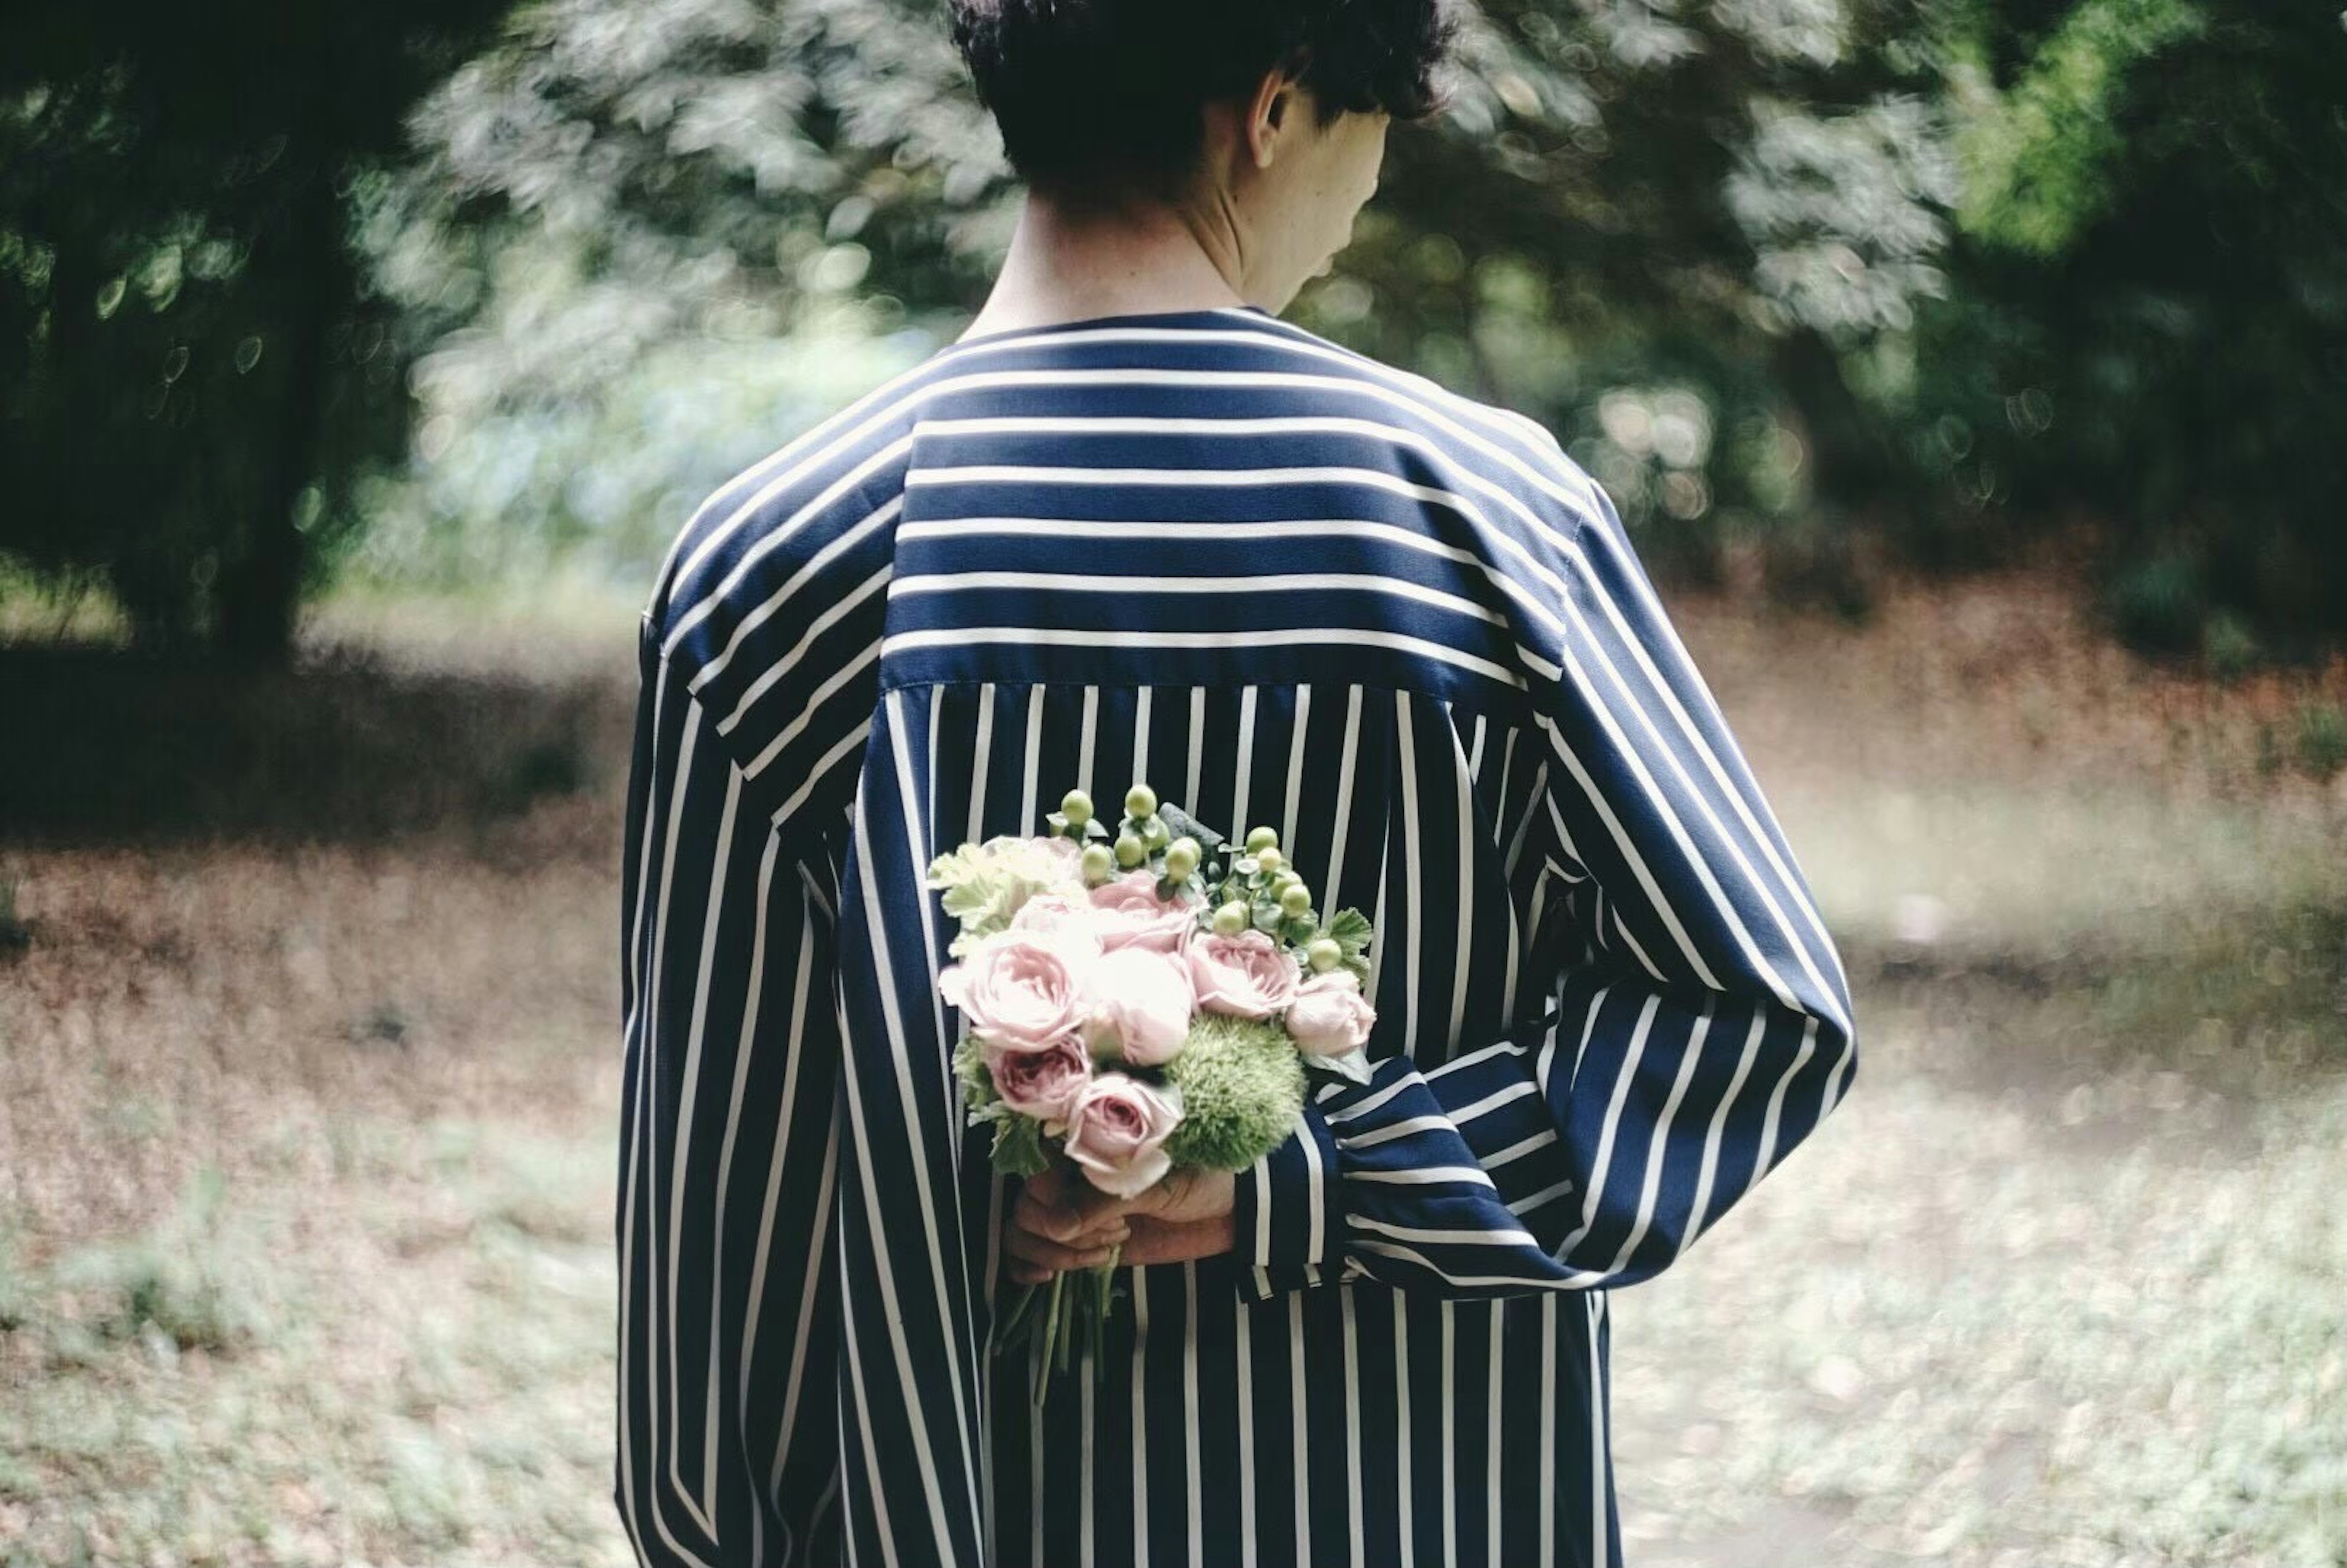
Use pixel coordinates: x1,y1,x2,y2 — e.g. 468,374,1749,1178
616,304,1857,1568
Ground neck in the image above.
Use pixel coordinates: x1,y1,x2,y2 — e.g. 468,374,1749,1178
958,185,1257,341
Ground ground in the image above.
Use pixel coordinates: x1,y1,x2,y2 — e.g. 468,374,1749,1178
2,559,2342,1567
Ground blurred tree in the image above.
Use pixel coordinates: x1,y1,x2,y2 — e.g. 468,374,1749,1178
1913,0,2347,655
375,0,1958,602
0,0,510,663
14,0,2341,657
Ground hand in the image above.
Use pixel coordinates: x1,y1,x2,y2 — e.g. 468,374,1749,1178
1004,1162,1237,1281
1115,1165,1236,1267
1004,1161,1130,1286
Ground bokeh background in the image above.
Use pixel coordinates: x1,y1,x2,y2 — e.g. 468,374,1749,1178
2,1,2343,1564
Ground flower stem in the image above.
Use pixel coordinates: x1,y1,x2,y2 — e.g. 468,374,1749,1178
1091,1244,1121,1382
994,1279,1037,1349
1032,1270,1066,1407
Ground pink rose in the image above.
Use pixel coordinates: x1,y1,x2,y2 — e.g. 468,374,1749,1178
1187,928,1302,1019
1062,1073,1185,1199
1085,870,1201,954
1008,890,1108,962
983,1031,1092,1127
1082,945,1196,1067
936,929,1089,1051
1284,968,1378,1058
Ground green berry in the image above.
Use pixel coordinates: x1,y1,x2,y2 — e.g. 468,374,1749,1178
1125,783,1158,819
1142,817,1170,850
1245,826,1279,854
1255,844,1284,873
1279,884,1313,917
1061,788,1093,826
1165,837,1200,879
1213,900,1249,936
1307,938,1342,972
1080,843,1114,882
1115,832,1147,867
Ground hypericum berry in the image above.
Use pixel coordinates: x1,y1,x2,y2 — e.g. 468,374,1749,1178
1255,844,1285,872
1061,788,1094,827
1079,843,1114,882
1307,938,1343,972
1245,826,1279,854
1164,837,1200,879
1213,900,1249,936
1279,884,1313,917
1270,868,1302,895
1125,783,1158,819
1115,832,1147,867
1142,817,1170,850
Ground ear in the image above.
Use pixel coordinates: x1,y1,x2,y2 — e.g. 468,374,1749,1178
1244,60,1307,169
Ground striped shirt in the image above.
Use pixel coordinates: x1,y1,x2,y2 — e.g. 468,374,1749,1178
615,304,1859,1568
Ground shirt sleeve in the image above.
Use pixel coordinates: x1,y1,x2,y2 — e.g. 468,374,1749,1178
1229,475,1859,1300
615,609,847,1562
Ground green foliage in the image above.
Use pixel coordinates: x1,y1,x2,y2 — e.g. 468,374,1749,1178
343,312,928,598
2104,552,2206,658
9,0,2336,655
2293,702,2346,782
359,0,1961,601
0,869,24,953
990,1114,1048,1178
952,1035,999,1113
45,1165,265,1353
1945,0,2209,256
0,0,511,660
1161,1014,1307,1173
1318,907,1375,973
1911,0,2347,648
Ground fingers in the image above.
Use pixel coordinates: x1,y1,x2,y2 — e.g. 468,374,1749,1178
1027,1164,1136,1239
1015,1172,1129,1247
1117,1212,1236,1267
1004,1172,1131,1284
1117,1166,1235,1226
1003,1221,1126,1284
999,1162,1236,1284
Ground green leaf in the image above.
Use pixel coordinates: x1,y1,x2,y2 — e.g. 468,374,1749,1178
952,1036,1001,1111
992,1115,1049,1176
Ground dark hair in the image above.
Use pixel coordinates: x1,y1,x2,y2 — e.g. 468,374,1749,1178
949,0,1459,202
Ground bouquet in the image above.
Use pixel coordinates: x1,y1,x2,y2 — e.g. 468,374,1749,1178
924,780,1379,1405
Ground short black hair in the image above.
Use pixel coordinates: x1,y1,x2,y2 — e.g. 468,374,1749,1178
949,0,1460,202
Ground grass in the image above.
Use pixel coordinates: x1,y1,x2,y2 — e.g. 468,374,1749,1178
2,556,2343,1566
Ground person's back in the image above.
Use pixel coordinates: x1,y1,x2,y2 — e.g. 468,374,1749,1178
618,302,1856,1566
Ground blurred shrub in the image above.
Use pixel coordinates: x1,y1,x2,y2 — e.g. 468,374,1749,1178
45,1166,266,1355
367,0,1958,596
2296,701,2347,782
1906,0,2347,656
11,0,2338,658
343,275,931,599
0,1,509,663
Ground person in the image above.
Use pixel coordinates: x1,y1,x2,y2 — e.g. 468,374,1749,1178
614,1,1859,1563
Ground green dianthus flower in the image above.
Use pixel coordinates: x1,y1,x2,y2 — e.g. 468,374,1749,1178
1161,1013,1306,1171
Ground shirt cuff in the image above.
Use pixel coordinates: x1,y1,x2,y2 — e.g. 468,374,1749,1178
1228,1099,1346,1302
